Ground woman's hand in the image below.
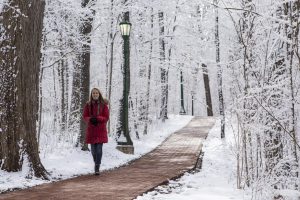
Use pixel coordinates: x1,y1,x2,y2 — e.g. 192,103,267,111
89,117,98,126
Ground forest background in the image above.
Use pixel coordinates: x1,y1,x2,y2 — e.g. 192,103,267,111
0,0,300,199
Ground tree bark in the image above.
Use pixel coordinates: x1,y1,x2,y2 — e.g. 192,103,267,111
159,11,168,121
107,0,115,135
76,0,96,150
58,57,67,132
214,0,225,138
285,0,299,179
0,0,48,179
143,8,154,135
202,64,213,116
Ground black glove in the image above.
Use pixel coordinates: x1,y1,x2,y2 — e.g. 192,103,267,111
90,117,98,126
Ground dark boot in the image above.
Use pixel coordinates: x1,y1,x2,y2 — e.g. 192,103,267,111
94,164,100,175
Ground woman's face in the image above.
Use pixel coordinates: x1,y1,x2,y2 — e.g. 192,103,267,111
92,89,100,100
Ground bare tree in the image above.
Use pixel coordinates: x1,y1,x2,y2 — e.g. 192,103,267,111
214,0,225,138
159,11,169,121
107,0,117,134
202,64,213,116
284,0,299,166
143,8,154,135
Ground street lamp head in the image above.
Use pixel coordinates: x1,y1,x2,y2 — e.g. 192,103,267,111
119,21,132,37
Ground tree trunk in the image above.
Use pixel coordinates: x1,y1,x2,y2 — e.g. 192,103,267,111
159,11,168,121
202,64,213,116
69,61,82,131
143,8,154,135
239,0,256,186
37,36,48,145
107,0,115,135
58,58,67,132
0,0,48,179
285,1,299,180
76,0,96,150
214,0,225,138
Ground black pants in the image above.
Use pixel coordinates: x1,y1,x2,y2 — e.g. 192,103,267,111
91,143,103,166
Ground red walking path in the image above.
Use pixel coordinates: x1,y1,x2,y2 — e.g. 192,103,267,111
0,117,216,200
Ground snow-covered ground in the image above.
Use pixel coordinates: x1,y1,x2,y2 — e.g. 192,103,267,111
0,115,249,200
0,115,193,193
136,117,249,200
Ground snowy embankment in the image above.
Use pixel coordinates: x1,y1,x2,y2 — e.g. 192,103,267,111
136,118,249,200
0,115,193,193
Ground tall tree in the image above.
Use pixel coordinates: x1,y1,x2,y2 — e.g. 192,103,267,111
240,0,256,187
75,0,97,150
107,0,116,134
158,11,168,121
284,0,299,166
227,0,300,195
0,0,48,179
214,0,225,138
202,64,213,116
143,8,154,135
195,4,213,117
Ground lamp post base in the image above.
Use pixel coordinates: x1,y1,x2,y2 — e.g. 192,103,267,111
179,107,186,115
116,143,134,154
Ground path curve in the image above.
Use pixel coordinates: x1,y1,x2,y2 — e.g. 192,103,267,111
0,117,215,200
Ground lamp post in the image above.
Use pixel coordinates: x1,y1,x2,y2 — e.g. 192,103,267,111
116,20,134,154
191,94,194,116
179,70,186,115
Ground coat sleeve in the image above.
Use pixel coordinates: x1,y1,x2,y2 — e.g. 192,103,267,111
97,104,109,123
83,103,90,123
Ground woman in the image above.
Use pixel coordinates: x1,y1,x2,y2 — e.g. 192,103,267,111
83,87,109,175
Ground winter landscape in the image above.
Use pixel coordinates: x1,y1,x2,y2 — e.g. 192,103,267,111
0,0,300,199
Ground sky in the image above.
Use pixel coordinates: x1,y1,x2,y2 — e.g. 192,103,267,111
0,115,249,199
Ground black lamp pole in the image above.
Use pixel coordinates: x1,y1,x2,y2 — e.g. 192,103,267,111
118,21,133,146
192,95,194,116
179,70,186,115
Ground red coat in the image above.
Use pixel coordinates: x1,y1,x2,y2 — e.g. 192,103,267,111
83,101,109,144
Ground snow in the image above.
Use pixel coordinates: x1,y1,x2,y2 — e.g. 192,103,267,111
0,115,250,200
136,118,248,200
0,114,193,193
0,1,4,13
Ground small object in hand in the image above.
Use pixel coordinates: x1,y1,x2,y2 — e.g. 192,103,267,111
90,117,98,125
